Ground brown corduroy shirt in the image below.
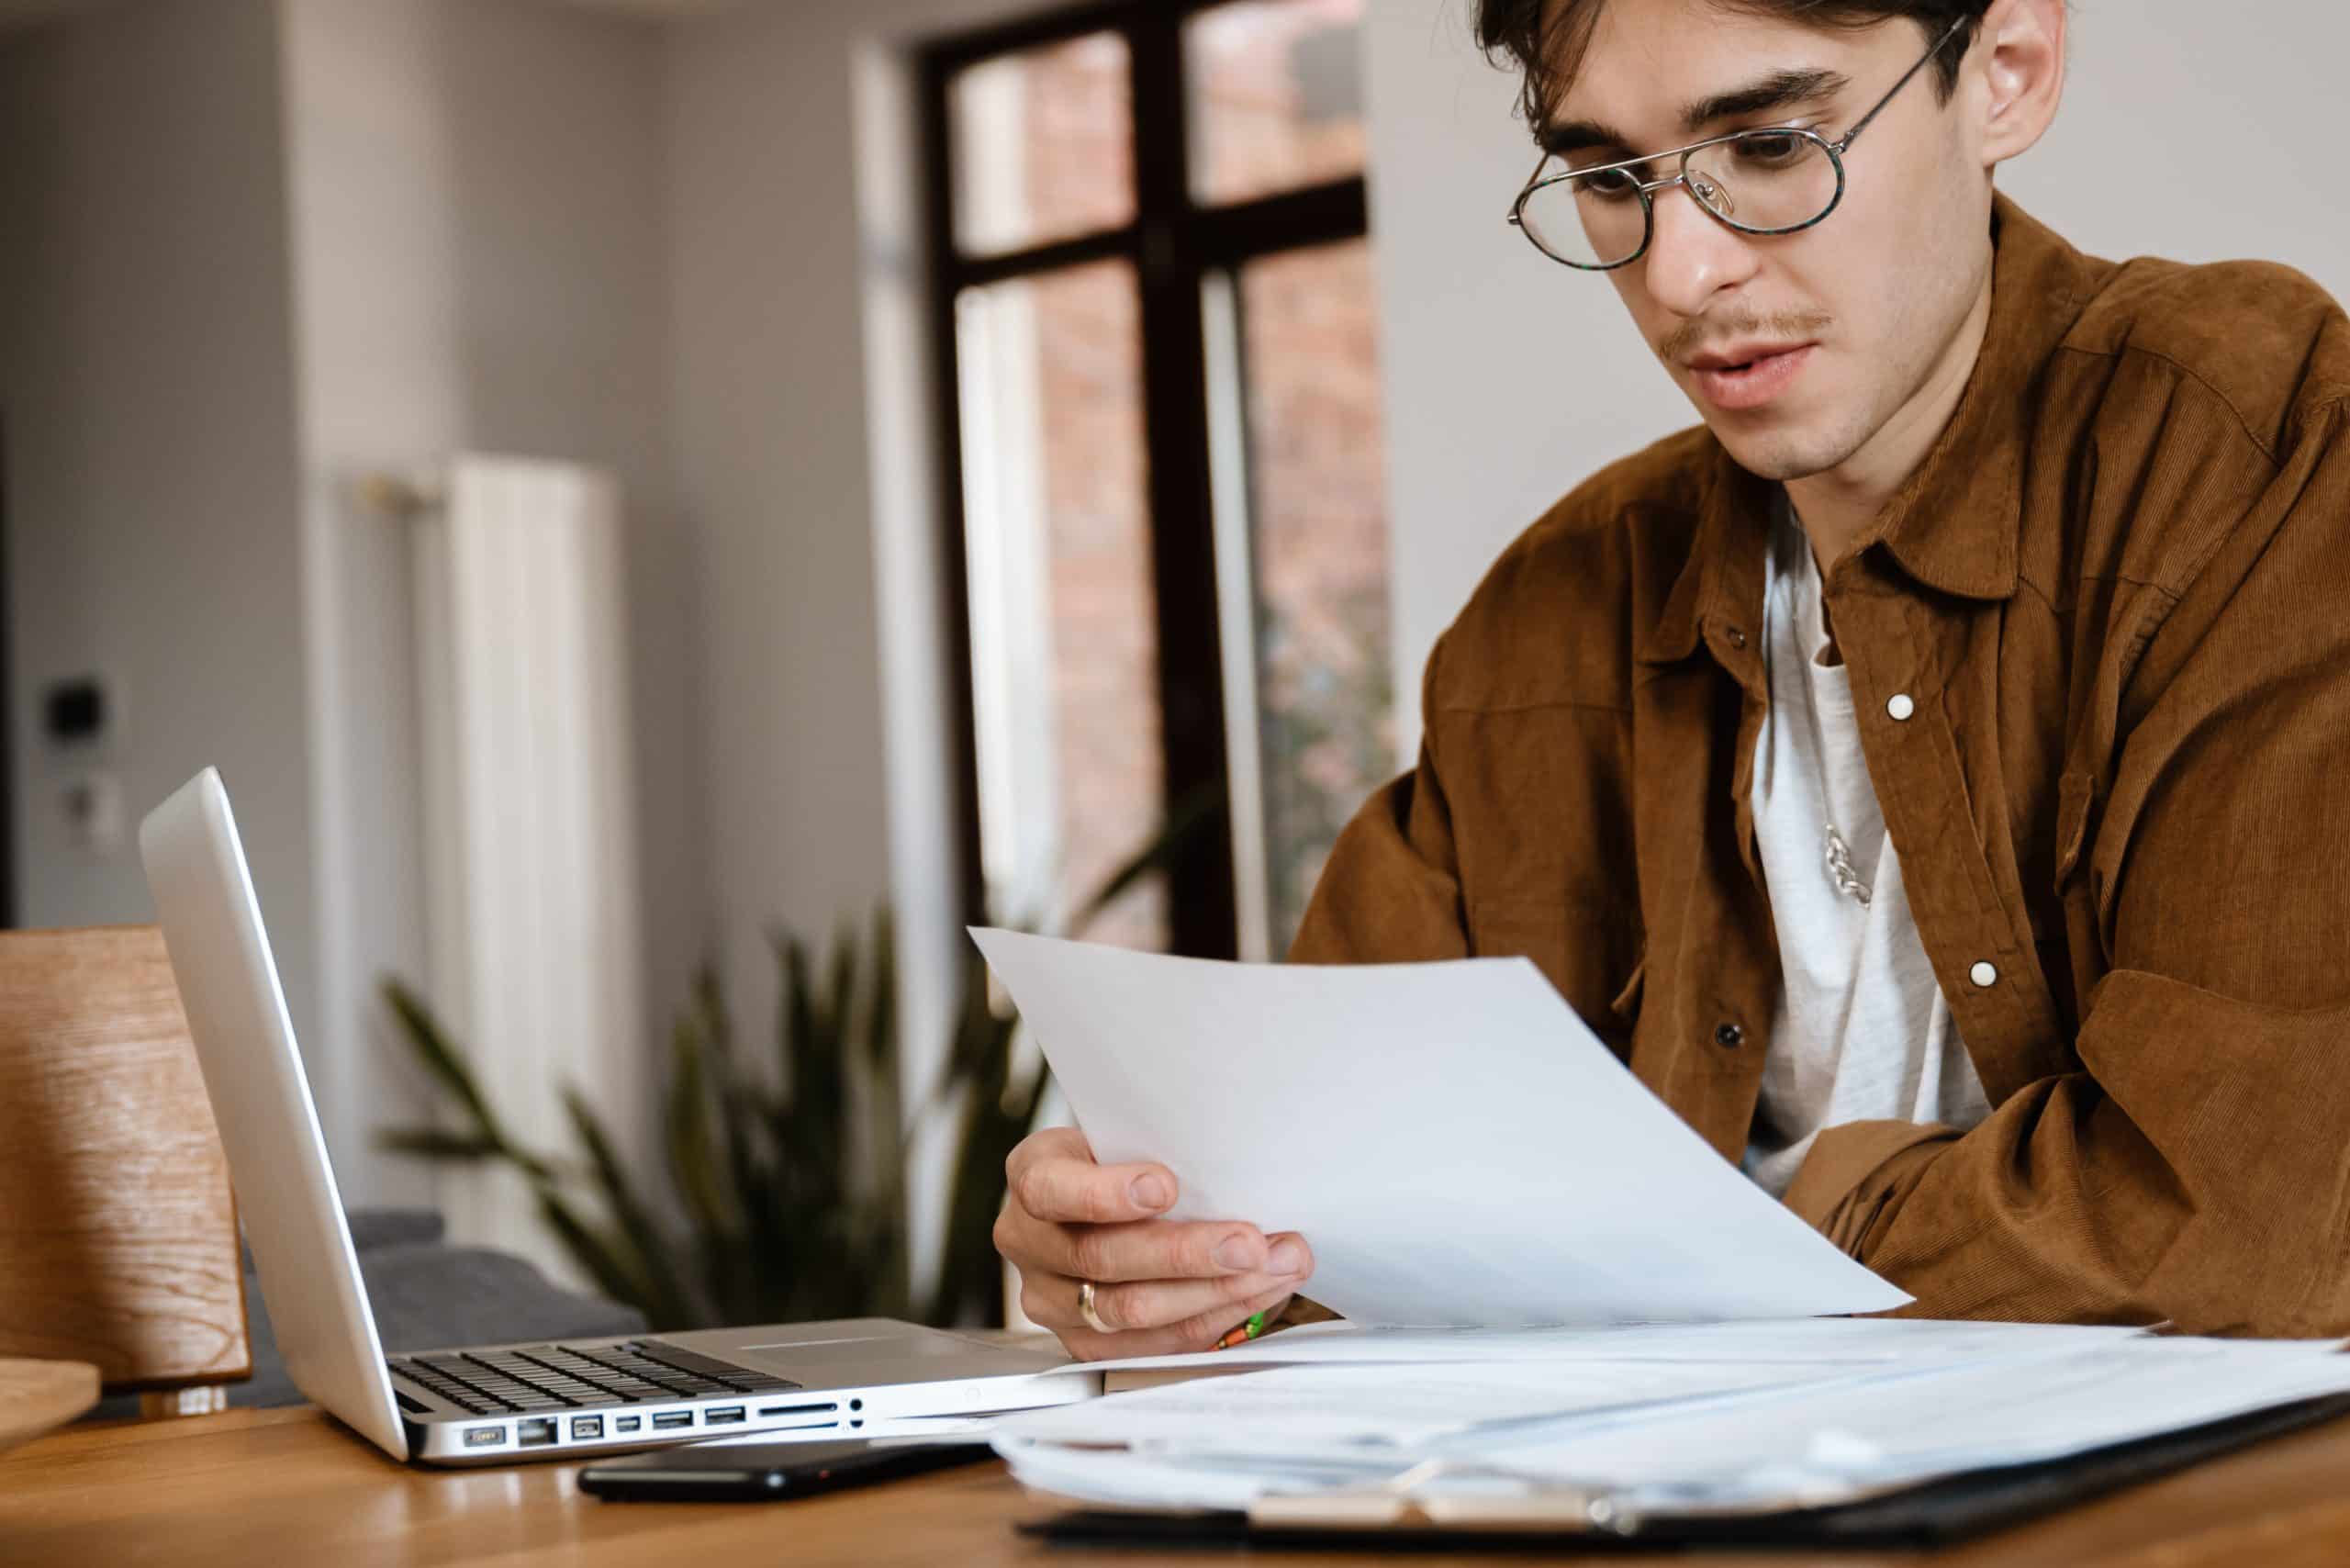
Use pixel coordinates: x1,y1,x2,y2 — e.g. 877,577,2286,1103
1289,195,2350,1337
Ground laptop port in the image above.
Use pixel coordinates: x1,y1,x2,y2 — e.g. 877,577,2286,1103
756,1403,838,1418
652,1411,693,1430
614,1415,642,1434
464,1426,508,1449
517,1418,557,1448
706,1406,744,1425
570,1416,604,1440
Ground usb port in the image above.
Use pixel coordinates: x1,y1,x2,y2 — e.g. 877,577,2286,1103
706,1406,744,1425
570,1416,604,1440
614,1415,642,1434
517,1417,557,1448
652,1411,694,1430
464,1426,508,1449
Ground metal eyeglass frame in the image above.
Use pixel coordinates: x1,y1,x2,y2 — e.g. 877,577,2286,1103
1507,14,1971,271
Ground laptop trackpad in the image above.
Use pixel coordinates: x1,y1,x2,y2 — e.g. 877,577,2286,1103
721,1327,1013,1378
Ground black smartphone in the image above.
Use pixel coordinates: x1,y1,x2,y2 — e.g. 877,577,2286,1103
577,1438,995,1503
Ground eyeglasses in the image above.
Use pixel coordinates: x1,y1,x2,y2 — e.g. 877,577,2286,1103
1507,15,1970,271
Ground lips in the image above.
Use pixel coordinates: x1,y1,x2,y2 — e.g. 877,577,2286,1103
1684,340,1805,370
1686,342,1816,413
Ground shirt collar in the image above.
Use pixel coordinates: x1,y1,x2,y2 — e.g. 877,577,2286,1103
1640,194,2103,667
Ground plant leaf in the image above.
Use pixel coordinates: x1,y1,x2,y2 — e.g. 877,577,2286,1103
533,1189,658,1316
383,980,499,1134
773,929,845,1216
865,905,898,1075
560,1088,697,1329
377,980,557,1182
666,1010,741,1249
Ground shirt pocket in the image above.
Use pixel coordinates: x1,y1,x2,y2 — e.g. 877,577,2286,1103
1465,895,1643,1058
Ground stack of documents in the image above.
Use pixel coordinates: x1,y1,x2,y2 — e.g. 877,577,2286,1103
969,934,2350,1523
993,1321,2350,1517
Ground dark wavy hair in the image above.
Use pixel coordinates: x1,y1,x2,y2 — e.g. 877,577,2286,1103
1474,1,1993,133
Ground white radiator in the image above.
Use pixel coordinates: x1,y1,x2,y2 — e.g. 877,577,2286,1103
411,454,644,1283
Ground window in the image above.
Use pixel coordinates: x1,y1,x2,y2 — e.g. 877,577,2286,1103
923,0,1391,960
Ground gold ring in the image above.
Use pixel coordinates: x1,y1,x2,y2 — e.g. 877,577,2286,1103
1078,1279,1113,1334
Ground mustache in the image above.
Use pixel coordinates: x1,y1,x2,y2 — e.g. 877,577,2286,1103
1659,310,1833,363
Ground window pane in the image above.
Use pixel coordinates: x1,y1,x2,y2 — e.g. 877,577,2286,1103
957,262,1165,950
950,32,1136,258
1230,239,1393,952
1185,0,1366,207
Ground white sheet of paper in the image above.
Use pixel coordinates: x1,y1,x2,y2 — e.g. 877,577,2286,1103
1001,1359,1847,1449
970,928,1909,1326
1086,1316,2155,1373
1472,1336,2350,1496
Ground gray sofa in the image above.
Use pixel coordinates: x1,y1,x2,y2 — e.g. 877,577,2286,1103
92,1208,645,1418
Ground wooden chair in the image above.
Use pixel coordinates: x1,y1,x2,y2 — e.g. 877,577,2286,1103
0,925,249,1417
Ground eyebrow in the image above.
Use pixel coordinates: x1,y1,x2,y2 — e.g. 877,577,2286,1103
1539,67,1853,159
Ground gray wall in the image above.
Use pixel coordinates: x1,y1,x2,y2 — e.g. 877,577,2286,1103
280,0,696,1199
0,0,322,1066
666,0,903,1049
1360,1,2350,758
663,0,1041,1058
664,0,1058,1294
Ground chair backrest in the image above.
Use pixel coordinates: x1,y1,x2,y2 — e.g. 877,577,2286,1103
0,925,249,1395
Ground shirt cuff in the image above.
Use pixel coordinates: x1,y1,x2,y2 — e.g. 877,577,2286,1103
1782,1119,1960,1252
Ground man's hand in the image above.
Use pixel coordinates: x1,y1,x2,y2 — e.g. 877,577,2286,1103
995,1126,1314,1361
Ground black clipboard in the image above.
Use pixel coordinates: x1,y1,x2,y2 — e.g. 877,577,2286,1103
1020,1394,2350,1551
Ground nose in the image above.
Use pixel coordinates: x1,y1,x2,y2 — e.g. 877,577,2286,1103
1640,180,1759,319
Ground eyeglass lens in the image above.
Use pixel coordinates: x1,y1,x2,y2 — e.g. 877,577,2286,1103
1518,130,1841,268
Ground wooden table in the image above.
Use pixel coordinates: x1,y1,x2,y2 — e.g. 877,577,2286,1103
6,1402,2350,1568
0,1360,96,1454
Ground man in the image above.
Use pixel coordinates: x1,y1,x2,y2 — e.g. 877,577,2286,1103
995,0,2350,1358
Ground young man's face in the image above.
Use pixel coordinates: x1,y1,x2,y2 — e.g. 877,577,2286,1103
1544,1,1996,484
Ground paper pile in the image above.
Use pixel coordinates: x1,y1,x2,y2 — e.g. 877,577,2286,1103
993,1320,2350,1514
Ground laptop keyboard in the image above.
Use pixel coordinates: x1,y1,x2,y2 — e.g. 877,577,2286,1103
388,1339,801,1417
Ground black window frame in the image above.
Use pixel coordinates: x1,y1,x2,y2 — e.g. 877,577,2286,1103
918,0,1371,958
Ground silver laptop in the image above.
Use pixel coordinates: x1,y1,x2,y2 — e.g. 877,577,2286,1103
139,767,1095,1465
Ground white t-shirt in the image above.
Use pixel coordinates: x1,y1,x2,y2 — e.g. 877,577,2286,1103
1742,498,1991,1199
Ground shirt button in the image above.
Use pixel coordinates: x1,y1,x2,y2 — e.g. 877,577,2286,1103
1886,693,1917,722
1725,626,1748,649
1714,1023,1745,1048
1970,961,1999,989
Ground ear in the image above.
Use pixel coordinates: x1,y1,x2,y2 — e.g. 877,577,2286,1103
1973,0,2066,168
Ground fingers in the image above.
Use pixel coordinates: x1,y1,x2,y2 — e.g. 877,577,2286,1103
1084,1260,1307,1334
997,1131,1313,1361
1018,1259,1301,1336
994,1204,1285,1284
1013,1230,1313,1335
1053,1284,1300,1363
1005,1128,1180,1226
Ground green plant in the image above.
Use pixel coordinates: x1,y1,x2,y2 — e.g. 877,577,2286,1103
379,796,1217,1329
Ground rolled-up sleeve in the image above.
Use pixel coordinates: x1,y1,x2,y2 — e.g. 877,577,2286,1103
1786,401,2350,1336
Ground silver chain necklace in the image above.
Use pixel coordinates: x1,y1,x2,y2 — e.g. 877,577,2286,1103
1795,561,1874,909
